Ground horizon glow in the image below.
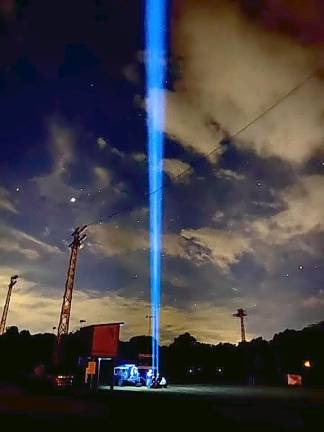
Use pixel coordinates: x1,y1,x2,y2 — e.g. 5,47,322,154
145,0,167,375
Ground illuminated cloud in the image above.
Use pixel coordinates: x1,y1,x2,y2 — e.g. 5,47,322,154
213,210,224,223
215,169,245,181
0,260,319,344
0,238,39,260
170,0,324,163
0,186,18,213
93,166,111,189
130,152,147,162
89,225,149,256
33,119,77,203
0,224,61,259
35,171,76,205
301,295,324,310
111,147,125,158
0,277,246,344
48,119,75,173
181,227,252,271
97,137,108,149
3,266,320,344
89,223,252,273
250,175,324,243
155,90,225,157
89,224,184,259
0,267,22,287
163,158,191,182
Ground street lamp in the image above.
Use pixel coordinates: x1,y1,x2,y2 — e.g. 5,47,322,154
304,360,312,368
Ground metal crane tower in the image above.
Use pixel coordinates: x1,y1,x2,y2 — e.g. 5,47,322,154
0,275,19,335
57,226,87,339
233,308,247,343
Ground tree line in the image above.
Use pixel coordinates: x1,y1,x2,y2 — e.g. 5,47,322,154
1,321,324,386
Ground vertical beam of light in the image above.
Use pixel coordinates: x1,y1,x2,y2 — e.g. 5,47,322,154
145,0,167,376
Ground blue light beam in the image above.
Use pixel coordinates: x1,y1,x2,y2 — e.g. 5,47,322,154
145,0,167,376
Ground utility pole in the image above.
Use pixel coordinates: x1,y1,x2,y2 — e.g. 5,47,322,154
233,308,247,343
145,314,153,336
0,275,19,335
57,226,87,340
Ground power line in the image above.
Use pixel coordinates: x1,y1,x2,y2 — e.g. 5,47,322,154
87,70,316,227
231,70,316,139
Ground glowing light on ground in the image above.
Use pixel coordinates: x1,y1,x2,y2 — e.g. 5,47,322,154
145,0,167,375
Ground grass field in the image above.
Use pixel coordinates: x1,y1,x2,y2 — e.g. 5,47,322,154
1,383,323,430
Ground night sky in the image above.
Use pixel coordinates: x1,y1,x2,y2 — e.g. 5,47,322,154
1,0,324,344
